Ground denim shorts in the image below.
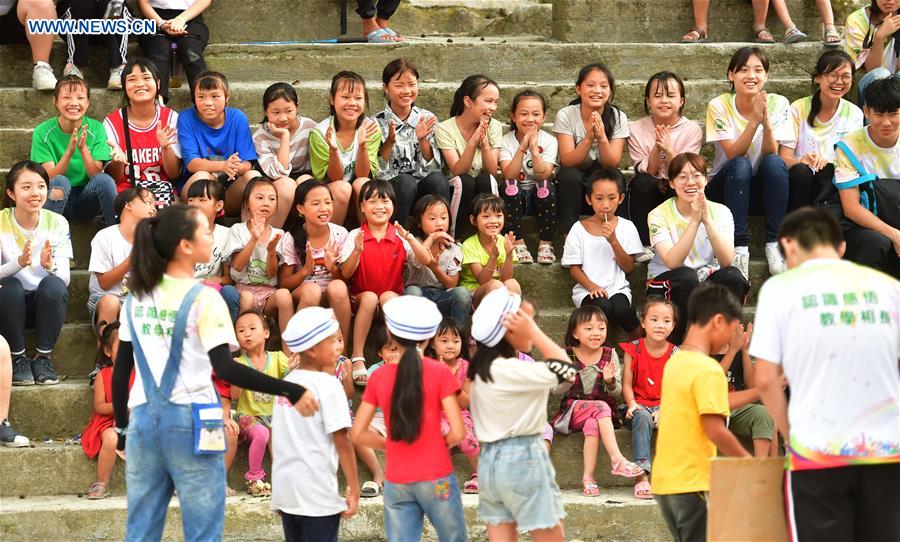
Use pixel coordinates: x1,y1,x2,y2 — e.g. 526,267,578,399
479,434,566,532
86,292,123,332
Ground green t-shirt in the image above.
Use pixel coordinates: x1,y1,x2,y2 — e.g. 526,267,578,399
30,116,111,188
459,234,517,291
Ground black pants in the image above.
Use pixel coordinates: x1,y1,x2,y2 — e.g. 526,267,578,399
624,172,674,246
388,171,449,227
655,492,707,542
356,0,400,19
646,266,750,344
557,166,595,235
138,8,209,101
0,275,68,355
787,463,900,542
580,292,640,333
61,0,128,69
843,225,900,276
788,163,837,211
450,172,495,241
281,512,341,542
500,183,558,241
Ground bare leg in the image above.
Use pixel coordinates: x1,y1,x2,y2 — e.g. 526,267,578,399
18,0,56,64
503,278,522,295
352,292,378,360
753,438,772,457
329,180,352,225
598,417,628,466
531,525,565,542
692,0,709,31
97,428,118,485
351,177,370,224
816,0,834,26
271,176,298,228
487,523,519,542
752,0,770,30
326,281,352,356
583,434,599,480
769,0,797,29
238,291,254,313
180,171,217,203
294,282,323,310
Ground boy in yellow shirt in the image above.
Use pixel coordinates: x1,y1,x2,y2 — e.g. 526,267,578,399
652,283,751,542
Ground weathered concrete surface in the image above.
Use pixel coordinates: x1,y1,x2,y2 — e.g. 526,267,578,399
0,39,823,88
0,490,668,541
553,0,826,43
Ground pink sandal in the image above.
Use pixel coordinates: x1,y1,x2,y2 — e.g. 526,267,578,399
611,459,644,478
634,479,653,500
582,476,600,497
463,473,479,494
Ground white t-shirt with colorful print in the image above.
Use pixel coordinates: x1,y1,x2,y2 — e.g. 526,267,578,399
834,127,900,184
552,104,629,168
225,222,284,287
499,130,559,190
0,208,72,291
120,274,240,408
278,223,349,290
784,96,864,161
647,197,734,279
750,258,900,471
844,7,898,73
706,92,793,175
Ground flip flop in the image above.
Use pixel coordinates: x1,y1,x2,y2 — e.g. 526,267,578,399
351,357,368,386
361,480,382,498
381,27,403,41
634,480,653,500
366,28,394,44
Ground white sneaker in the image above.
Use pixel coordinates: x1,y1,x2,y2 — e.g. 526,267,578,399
765,242,787,275
108,65,124,89
32,61,57,91
635,246,654,263
733,249,750,280
63,63,83,78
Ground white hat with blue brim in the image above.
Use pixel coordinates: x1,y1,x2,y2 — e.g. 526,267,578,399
383,295,442,341
471,286,522,347
283,306,340,353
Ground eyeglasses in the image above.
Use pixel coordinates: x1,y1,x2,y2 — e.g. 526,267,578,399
674,172,706,182
825,73,853,84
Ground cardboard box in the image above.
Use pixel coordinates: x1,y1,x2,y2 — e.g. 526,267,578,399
708,457,789,541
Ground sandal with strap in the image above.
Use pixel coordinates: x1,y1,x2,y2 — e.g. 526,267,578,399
86,481,110,500
351,357,368,387
611,459,644,478
513,243,533,264
361,480,382,498
537,244,556,265
247,479,272,496
823,24,842,47
680,26,708,43
582,476,600,497
634,479,653,500
783,26,808,44
754,27,776,43
463,473,479,494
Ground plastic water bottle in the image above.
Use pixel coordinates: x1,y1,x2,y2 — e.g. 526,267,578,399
169,43,183,89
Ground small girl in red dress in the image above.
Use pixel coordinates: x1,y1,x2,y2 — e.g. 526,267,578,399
81,321,132,499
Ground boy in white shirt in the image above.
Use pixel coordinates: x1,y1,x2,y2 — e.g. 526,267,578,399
273,307,359,542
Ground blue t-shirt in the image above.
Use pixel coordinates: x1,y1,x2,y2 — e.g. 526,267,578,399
177,107,258,175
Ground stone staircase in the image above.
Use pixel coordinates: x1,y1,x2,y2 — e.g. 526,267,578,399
0,0,832,539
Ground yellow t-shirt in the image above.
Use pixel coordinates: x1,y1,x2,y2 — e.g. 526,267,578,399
652,350,730,495
235,351,290,417
458,234,518,291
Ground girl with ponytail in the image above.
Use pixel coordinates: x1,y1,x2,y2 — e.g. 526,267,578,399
351,296,467,542
780,50,863,210
112,203,320,542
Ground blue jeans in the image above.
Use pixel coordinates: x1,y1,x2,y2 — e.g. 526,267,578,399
125,402,226,542
629,405,659,473
857,68,896,109
220,285,240,321
44,173,117,225
0,275,67,355
389,171,450,226
383,474,467,542
708,154,788,245
403,285,472,328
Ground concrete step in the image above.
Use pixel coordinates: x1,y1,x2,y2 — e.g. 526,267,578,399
553,0,829,43
0,430,652,498
203,0,551,43
0,37,822,93
0,489,668,541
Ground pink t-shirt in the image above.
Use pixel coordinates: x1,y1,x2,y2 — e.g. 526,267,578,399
362,356,460,484
627,116,703,179
447,358,469,389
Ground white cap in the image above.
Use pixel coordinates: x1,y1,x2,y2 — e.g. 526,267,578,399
282,306,340,353
383,295,442,341
470,286,521,347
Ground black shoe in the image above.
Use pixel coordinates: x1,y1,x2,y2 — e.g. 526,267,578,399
31,355,59,385
12,356,34,386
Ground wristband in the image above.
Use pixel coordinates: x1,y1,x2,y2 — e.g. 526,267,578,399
114,426,128,435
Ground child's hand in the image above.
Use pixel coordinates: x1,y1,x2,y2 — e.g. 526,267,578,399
586,282,608,299
468,120,486,147
690,192,707,223
156,124,176,149
324,239,340,271
728,323,744,354
517,130,533,153
591,111,605,141
415,115,436,141
107,141,129,164
66,128,78,155
625,402,638,420
293,389,320,416
247,215,266,241
503,232,516,256
267,233,282,254
224,416,239,439
288,352,303,371
742,322,753,351
383,121,396,146
342,489,360,519
598,219,617,242
168,15,187,33
428,231,454,251
602,357,617,384
652,409,660,427
76,125,89,153
359,118,378,145
353,231,364,254
394,221,413,242
40,240,54,271
479,120,492,149
301,242,316,275
324,126,339,151
655,124,672,156
502,307,539,338
487,235,501,261
266,122,290,140
749,91,768,126
875,11,900,40
224,152,241,180
17,240,32,268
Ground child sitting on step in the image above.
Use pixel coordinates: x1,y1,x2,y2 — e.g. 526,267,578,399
459,194,522,301
82,321,132,499
230,310,290,496
620,297,678,500
551,305,644,498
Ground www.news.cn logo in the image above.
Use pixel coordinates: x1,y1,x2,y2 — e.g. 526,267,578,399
27,18,157,35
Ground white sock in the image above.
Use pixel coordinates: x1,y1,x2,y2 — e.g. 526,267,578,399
735,246,749,256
